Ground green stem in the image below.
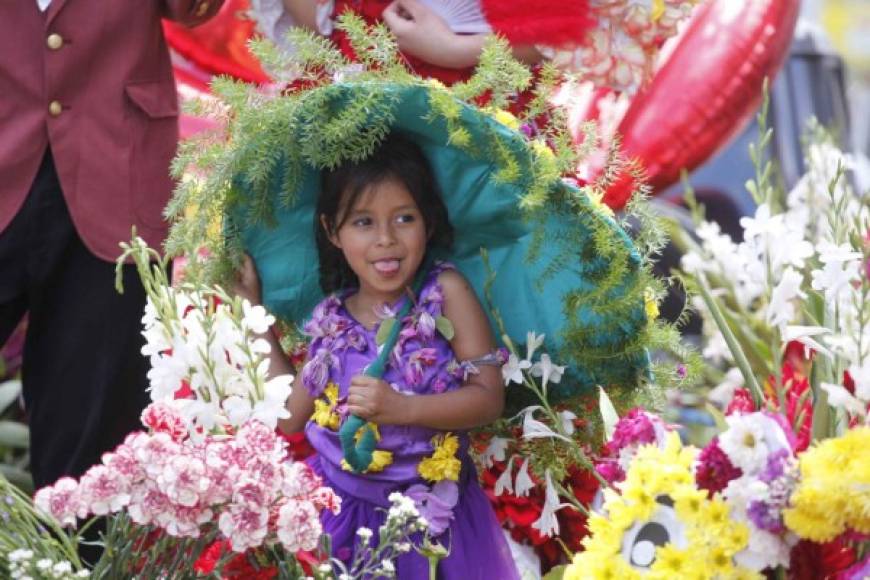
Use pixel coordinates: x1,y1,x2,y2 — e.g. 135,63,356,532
696,272,765,407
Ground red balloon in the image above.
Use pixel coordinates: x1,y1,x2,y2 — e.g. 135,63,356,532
163,0,270,84
603,0,800,209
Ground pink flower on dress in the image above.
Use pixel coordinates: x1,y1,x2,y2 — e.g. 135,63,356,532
218,503,270,552
78,465,131,516
141,402,189,442
276,499,322,552
33,477,83,526
403,348,438,387
417,311,436,341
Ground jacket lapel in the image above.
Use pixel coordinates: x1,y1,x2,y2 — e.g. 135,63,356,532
45,0,70,27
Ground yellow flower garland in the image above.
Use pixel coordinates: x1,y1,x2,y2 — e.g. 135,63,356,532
418,432,462,482
312,383,341,431
564,433,758,580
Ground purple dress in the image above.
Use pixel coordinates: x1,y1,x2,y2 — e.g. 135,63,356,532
300,263,519,579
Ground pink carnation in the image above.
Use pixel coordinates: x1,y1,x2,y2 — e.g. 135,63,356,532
33,477,83,526
218,503,270,552
141,402,189,442
132,431,182,479
162,504,213,538
276,499,322,552
235,421,287,464
607,408,660,453
280,462,323,499
158,454,211,508
78,465,131,516
310,486,341,515
128,482,172,526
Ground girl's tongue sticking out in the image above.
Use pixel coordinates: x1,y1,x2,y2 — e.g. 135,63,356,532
373,259,401,276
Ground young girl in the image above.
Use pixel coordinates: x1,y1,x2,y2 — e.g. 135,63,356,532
235,132,520,578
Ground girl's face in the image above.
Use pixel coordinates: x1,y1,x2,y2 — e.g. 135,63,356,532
325,177,428,303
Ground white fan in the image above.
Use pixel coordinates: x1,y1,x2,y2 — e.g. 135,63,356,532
417,0,492,34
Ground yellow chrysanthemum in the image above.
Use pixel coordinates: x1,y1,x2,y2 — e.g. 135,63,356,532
311,383,341,431
487,107,520,131
341,449,393,474
417,432,462,482
644,286,660,321
783,427,870,542
565,433,756,580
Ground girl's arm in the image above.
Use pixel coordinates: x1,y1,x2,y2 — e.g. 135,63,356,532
382,0,542,69
347,269,505,430
236,255,315,434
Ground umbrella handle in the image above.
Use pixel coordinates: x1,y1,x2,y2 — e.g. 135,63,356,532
338,261,431,472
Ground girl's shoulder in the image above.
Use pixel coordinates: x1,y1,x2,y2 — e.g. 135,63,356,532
427,261,476,308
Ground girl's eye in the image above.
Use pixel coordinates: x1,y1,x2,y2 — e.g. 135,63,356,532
352,217,372,227
396,214,416,224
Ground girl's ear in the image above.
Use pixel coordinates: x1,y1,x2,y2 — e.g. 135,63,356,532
320,214,342,249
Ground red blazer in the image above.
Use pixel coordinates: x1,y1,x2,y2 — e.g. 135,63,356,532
0,0,223,262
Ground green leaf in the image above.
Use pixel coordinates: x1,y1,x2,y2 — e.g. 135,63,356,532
542,564,567,580
705,402,729,433
599,386,619,442
0,379,22,415
375,318,396,346
0,420,29,449
435,316,455,341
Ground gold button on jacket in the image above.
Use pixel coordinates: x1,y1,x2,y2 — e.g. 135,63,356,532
48,100,62,116
46,33,64,50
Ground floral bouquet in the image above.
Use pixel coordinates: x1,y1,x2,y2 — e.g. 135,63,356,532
0,238,431,579
550,101,870,578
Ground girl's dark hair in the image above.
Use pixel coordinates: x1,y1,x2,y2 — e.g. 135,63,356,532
316,132,453,294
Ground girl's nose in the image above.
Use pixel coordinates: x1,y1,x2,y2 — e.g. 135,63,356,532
376,222,397,246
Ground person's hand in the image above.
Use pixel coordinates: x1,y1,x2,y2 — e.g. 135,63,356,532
382,0,482,69
234,253,262,305
347,375,406,424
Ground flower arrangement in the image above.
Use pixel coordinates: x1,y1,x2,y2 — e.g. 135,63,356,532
554,102,870,579
0,238,431,579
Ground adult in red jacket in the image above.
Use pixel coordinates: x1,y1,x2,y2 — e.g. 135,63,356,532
0,0,223,490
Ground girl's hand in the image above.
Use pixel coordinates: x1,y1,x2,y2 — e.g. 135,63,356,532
382,0,484,69
234,254,262,305
347,375,405,424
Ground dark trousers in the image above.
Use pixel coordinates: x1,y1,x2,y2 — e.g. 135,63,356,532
0,149,151,490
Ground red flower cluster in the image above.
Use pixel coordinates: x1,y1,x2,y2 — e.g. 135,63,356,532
695,437,742,496
788,537,858,580
480,461,598,572
193,540,278,579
